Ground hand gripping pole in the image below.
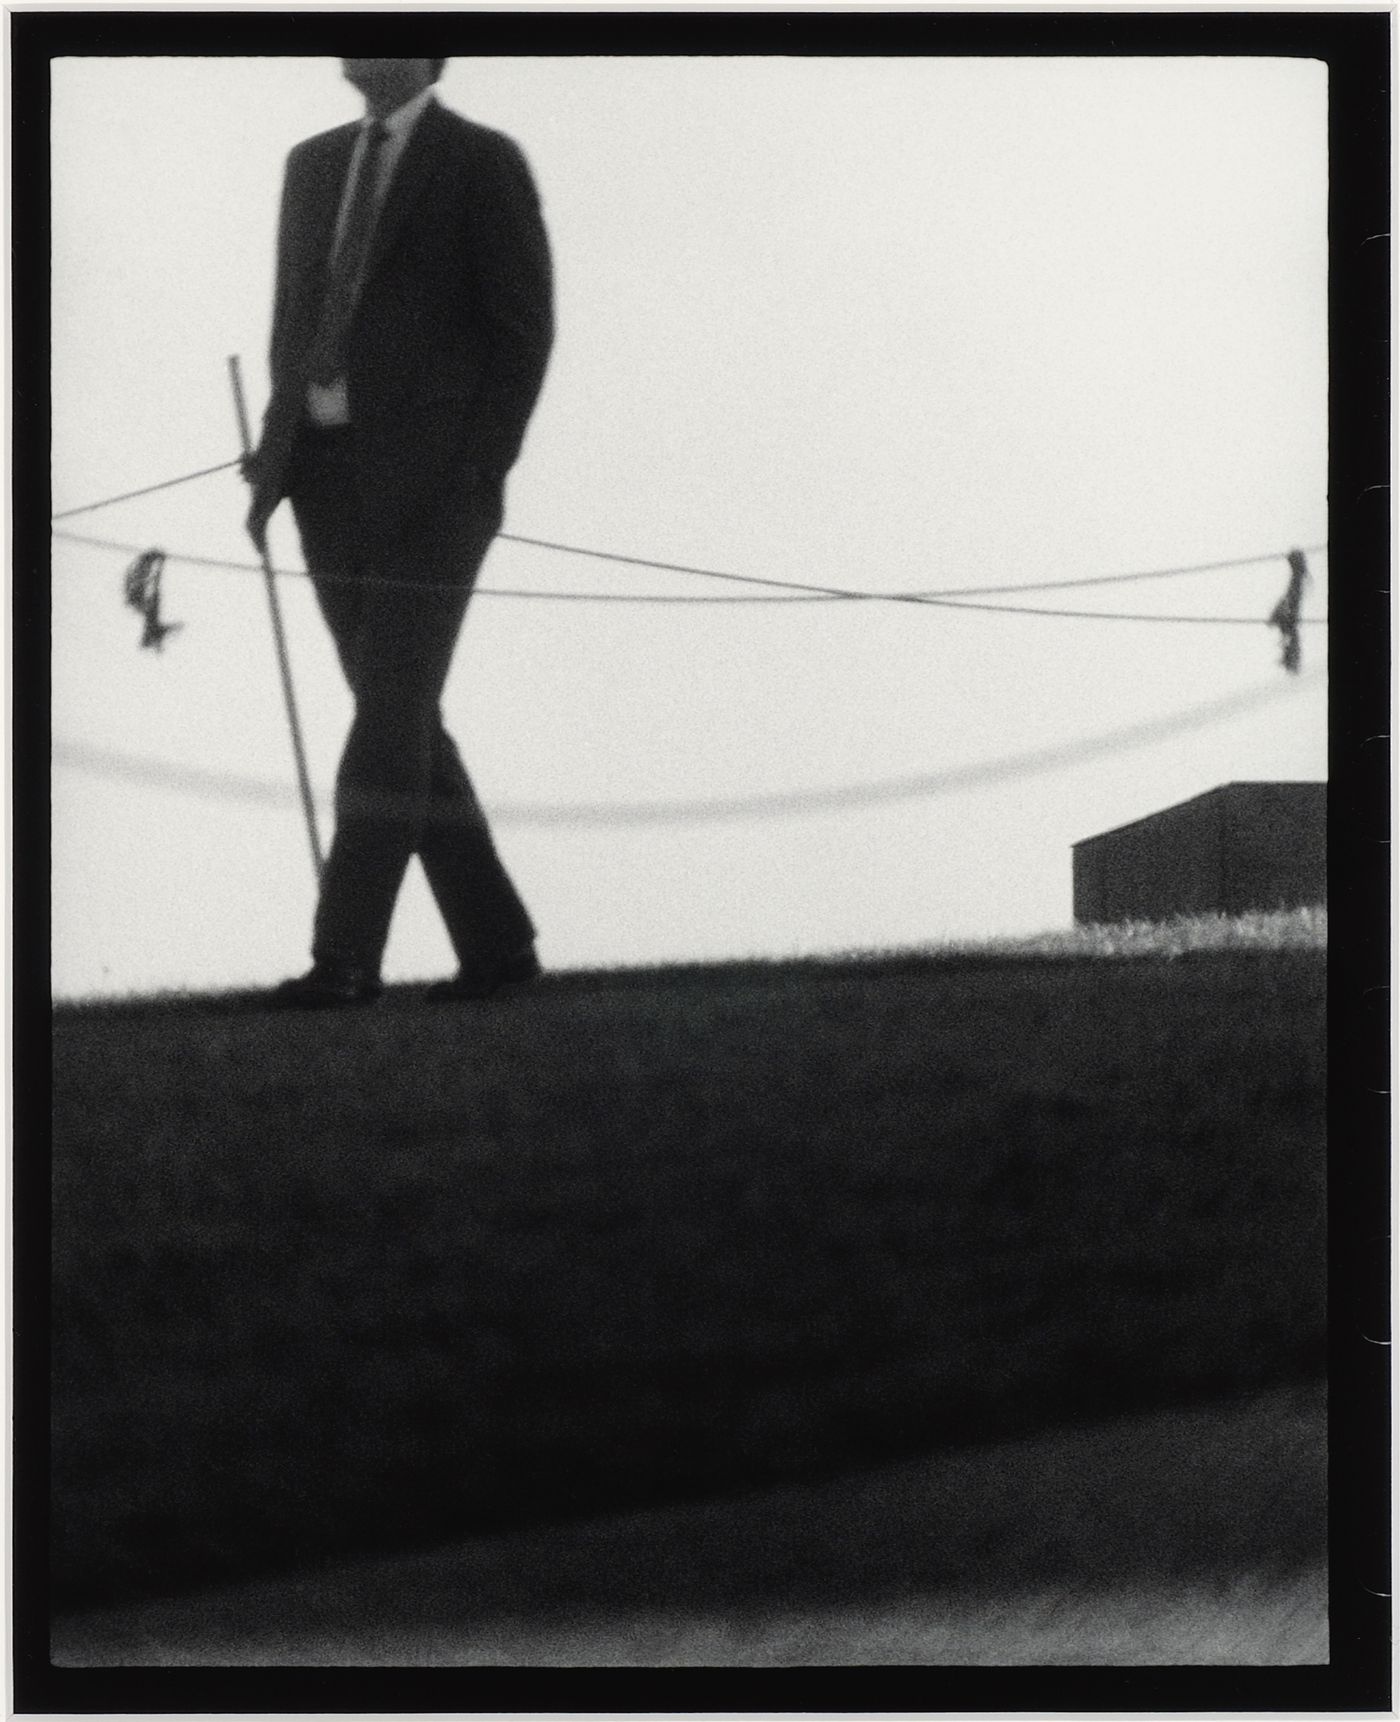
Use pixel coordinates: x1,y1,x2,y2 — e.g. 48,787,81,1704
228,356,325,878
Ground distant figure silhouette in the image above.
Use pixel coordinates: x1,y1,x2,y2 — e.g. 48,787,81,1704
245,57,552,1007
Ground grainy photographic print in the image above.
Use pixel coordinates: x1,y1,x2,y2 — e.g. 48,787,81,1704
20,3,1388,1713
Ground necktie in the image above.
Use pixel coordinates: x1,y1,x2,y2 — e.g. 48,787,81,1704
307,121,391,387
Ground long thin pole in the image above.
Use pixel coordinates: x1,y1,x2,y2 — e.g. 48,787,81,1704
227,355,324,878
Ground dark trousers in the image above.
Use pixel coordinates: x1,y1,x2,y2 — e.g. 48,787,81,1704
287,425,535,975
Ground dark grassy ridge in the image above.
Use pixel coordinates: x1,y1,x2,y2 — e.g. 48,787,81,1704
57,907,1325,1016
52,924,1326,1608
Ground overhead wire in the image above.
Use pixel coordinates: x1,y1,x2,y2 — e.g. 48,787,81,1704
54,667,1324,828
51,459,242,521
50,461,1327,603
495,529,1330,606
49,457,1326,610
51,459,1326,828
51,527,1329,624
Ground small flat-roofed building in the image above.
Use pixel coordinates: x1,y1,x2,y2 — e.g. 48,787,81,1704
1072,781,1326,925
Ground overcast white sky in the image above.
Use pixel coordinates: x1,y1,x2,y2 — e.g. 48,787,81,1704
50,54,1328,1000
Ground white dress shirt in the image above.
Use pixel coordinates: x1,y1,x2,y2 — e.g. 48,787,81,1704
306,86,437,427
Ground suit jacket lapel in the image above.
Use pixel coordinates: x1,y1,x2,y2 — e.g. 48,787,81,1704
304,124,360,274
267,124,356,380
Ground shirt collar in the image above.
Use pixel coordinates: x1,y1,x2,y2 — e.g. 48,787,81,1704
366,85,436,142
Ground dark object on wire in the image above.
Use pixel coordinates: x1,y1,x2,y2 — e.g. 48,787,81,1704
1269,549,1309,673
123,549,182,651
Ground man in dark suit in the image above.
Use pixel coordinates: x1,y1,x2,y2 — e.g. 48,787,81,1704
245,57,553,1007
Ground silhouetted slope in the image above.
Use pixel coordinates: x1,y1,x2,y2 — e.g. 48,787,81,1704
52,921,1325,1606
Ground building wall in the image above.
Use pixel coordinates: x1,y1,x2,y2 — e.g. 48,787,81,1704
1220,782,1327,916
1072,782,1325,924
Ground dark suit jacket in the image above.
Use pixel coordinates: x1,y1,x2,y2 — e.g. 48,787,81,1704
254,98,554,539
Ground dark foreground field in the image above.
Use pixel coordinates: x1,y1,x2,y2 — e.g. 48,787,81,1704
55,1382,1325,1665
52,914,1326,1614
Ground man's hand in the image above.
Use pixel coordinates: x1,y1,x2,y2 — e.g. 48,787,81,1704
240,446,275,552
246,496,274,556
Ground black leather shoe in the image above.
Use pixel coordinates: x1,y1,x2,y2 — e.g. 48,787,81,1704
272,961,383,1009
425,947,542,1002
